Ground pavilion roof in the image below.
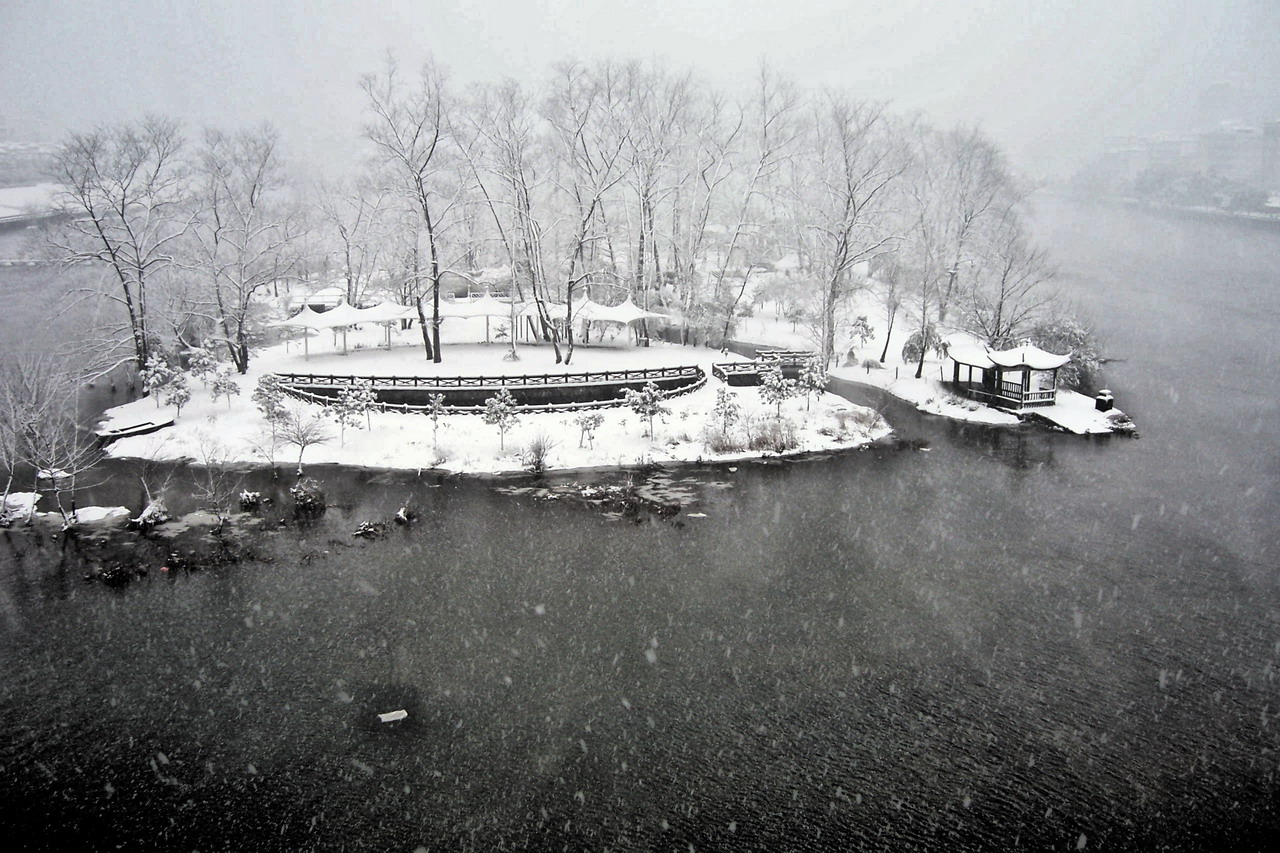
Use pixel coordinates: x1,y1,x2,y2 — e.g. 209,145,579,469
949,343,1071,370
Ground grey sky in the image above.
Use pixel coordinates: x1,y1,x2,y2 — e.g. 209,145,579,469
3,0,1277,177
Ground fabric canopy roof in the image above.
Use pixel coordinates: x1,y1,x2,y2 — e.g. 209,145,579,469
270,305,331,330
356,300,417,324
274,300,417,330
580,297,669,325
439,293,516,319
515,296,671,325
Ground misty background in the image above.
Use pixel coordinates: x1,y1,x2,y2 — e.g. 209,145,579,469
4,0,1278,180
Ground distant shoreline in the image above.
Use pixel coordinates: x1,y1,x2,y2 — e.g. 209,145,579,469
1047,193,1280,230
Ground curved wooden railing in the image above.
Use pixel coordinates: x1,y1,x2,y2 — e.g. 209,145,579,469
273,365,706,414
273,365,699,389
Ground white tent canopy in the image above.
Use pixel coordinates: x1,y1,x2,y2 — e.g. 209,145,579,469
585,297,669,325
442,292,515,319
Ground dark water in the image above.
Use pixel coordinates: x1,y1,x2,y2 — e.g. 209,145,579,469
2,199,1279,850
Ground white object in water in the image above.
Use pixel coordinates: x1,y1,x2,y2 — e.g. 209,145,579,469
377,709,408,723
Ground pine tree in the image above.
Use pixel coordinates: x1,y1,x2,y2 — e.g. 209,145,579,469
624,382,670,438
163,373,191,416
210,367,241,408
759,365,798,420
712,387,740,435
483,388,519,451
574,412,604,448
798,357,828,411
424,393,446,445
140,355,173,408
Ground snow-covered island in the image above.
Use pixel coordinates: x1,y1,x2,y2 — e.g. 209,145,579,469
95,316,894,477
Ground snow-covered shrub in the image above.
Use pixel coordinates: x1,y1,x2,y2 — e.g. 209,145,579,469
210,367,241,408
331,382,376,443
289,478,326,518
483,388,519,451
1031,314,1103,392
758,365,798,419
163,373,191,415
901,324,940,364
574,412,604,448
424,393,446,444
702,424,745,454
253,375,288,422
711,387,740,436
522,432,556,474
624,382,670,438
860,358,882,370
141,355,173,407
798,357,828,410
187,342,218,387
746,416,798,453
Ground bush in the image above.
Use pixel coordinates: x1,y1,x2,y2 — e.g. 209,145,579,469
1031,313,1103,393
834,407,884,433
746,417,799,453
522,432,556,474
860,358,882,370
901,325,940,364
703,427,745,454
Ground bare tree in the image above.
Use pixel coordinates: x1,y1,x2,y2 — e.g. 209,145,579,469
190,124,302,373
961,206,1057,348
713,64,802,346
190,432,243,536
792,96,905,367
316,172,394,305
50,116,191,372
933,126,1015,324
279,404,331,476
362,57,454,363
0,352,102,527
542,61,633,363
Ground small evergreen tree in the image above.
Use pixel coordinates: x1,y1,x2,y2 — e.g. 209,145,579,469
712,387,740,435
210,367,241,408
252,374,289,473
797,357,828,411
424,393,446,445
253,374,288,421
483,388,519,451
187,342,219,388
624,381,670,438
163,373,191,416
574,412,604,448
759,364,798,420
140,355,173,408
331,383,375,445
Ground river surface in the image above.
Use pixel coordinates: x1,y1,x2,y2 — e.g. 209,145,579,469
2,199,1279,850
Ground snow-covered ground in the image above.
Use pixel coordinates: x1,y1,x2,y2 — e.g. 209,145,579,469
97,317,893,476
1,491,129,527
737,287,1125,434
0,183,58,220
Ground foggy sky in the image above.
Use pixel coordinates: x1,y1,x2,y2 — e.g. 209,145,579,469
3,0,1278,178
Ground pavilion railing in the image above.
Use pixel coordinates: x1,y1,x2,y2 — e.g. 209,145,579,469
952,380,1057,409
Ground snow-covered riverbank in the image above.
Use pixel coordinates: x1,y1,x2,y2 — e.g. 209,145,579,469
96,320,893,476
